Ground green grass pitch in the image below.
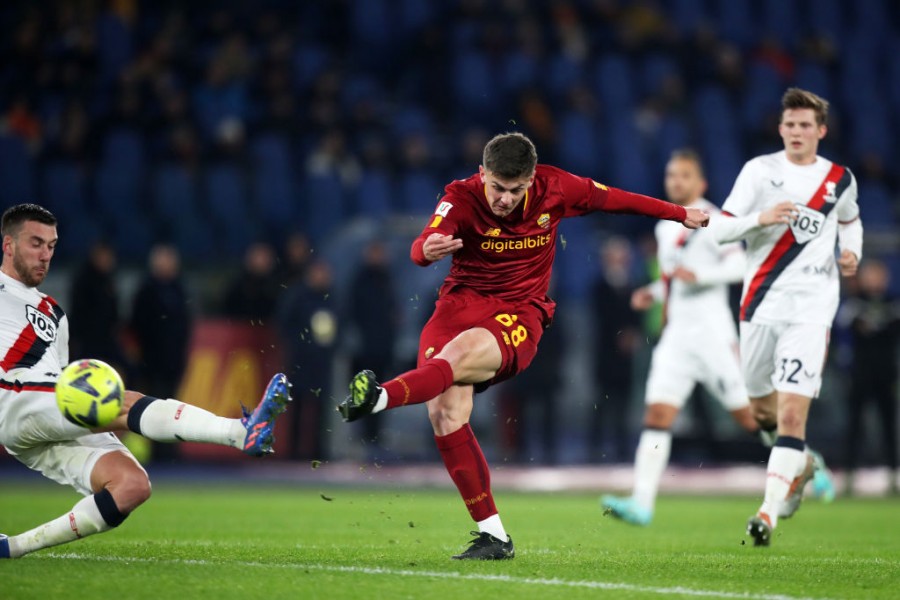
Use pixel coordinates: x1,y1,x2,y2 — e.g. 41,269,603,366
1,479,897,599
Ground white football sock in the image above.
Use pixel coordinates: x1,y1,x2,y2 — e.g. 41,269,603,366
137,399,246,449
477,514,508,542
759,445,806,528
632,429,672,511
8,494,112,558
372,388,388,413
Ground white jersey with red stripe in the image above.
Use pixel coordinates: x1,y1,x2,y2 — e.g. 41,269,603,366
721,150,860,326
0,269,69,394
654,198,744,336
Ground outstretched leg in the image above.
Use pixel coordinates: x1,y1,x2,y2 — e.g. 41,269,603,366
338,329,501,422
106,373,291,456
2,451,147,559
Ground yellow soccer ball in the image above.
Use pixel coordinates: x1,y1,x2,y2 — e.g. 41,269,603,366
56,359,124,428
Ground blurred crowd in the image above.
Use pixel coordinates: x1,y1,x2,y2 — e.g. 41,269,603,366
1,0,899,261
2,1,899,480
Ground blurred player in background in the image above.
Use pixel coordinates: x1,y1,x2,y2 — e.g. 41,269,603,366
711,88,862,546
602,149,757,526
337,132,710,559
0,204,291,559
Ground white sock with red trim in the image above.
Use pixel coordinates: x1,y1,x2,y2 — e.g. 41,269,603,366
134,399,246,449
7,494,111,558
758,436,806,528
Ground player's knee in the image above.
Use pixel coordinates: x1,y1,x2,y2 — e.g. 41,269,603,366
427,403,465,436
110,469,152,511
644,403,677,429
778,408,806,434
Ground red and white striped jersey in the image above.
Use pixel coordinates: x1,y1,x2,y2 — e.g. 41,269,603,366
0,270,69,391
722,150,861,326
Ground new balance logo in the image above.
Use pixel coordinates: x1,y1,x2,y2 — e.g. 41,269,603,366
770,180,784,187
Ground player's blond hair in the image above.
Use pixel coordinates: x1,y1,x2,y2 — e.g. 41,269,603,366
482,132,537,179
781,87,829,126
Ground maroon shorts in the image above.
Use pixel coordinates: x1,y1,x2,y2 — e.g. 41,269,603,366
417,287,553,391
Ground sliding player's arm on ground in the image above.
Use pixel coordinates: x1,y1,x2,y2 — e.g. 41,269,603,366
410,195,465,266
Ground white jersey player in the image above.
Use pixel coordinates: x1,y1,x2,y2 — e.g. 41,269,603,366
0,204,291,559
711,88,863,546
603,150,758,526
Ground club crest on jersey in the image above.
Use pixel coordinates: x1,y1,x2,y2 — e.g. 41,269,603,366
26,305,58,343
823,181,837,204
484,228,501,237
537,213,550,229
424,346,435,359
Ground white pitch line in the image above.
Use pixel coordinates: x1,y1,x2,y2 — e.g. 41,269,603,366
39,552,834,600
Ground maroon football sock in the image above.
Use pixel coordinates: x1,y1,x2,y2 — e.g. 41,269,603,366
383,358,454,409
435,423,498,522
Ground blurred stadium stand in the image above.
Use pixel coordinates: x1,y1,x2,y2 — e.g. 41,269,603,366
1,0,898,470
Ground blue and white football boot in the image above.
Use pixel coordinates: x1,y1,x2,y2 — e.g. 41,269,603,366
241,373,292,456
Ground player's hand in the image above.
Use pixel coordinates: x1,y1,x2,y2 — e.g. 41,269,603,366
672,266,698,284
838,250,859,277
422,233,463,262
631,286,655,311
682,207,710,229
759,201,798,226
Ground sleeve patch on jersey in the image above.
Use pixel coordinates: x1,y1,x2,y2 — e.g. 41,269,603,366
592,181,608,191
428,215,443,228
435,201,453,217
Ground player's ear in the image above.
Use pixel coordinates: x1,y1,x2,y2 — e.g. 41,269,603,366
478,165,486,183
817,124,827,140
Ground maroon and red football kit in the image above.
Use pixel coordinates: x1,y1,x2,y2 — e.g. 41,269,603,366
408,164,686,389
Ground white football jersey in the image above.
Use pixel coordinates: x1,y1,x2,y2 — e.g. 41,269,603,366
0,270,69,390
654,198,745,337
722,150,860,326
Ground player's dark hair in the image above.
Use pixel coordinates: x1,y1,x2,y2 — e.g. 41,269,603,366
1,203,57,238
482,132,537,179
668,148,705,177
781,87,829,126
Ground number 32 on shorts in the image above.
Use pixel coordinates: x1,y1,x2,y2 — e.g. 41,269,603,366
495,313,528,347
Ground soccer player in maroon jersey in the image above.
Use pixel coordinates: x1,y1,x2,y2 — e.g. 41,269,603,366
337,132,710,559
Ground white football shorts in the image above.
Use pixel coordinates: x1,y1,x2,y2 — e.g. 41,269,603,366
644,326,748,411
739,321,830,399
0,389,133,496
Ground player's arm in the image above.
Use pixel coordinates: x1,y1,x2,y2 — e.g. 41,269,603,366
708,160,785,243
631,279,664,311
598,186,708,227
58,314,70,366
692,244,747,285
836,172,863,276
410,196,464,266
